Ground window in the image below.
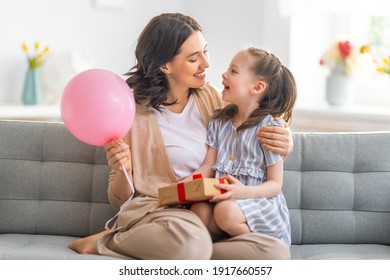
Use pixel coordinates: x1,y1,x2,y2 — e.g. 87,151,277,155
287,0,390,108
366,16,390,56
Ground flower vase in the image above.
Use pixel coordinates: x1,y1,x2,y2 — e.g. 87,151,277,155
22,68,42,105
326,73,354,106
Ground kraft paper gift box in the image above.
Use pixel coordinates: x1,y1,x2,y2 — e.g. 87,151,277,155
158,174,227,206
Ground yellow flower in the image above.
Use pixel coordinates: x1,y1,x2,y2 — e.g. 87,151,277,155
360,45,371,54
21,42,50,69
376,56,390,75
22,43,29,53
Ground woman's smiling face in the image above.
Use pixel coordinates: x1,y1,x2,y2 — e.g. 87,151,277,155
164,31,210,90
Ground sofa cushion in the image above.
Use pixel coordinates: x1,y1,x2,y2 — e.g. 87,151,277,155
0,234,119,259
284,133,390,246
0,121,117,237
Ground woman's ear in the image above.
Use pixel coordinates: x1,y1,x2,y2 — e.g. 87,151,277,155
251,80,267,95
160,64,171,75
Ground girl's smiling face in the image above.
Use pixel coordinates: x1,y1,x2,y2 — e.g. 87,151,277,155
221,51,258,104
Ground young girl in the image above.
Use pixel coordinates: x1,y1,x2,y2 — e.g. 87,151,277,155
189,47,297,246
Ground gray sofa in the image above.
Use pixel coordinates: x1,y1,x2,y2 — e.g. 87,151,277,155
0,120,389,259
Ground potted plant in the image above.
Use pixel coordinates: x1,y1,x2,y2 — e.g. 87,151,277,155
320,40,374,105
21,42,49,105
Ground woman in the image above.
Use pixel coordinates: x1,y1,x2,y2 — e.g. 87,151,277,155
68,12,293,260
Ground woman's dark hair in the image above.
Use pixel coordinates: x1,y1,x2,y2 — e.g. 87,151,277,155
214,47,297,130
125,13,202,110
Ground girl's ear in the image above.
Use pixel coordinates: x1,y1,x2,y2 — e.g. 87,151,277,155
251,80,267,95
160,64,171,75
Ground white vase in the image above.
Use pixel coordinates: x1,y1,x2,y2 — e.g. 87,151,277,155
326,73,354,106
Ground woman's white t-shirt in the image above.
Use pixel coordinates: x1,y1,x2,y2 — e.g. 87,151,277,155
154,95,207,181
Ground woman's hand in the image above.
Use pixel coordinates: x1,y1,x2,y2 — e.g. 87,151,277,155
210,175,247,202
104,139,131,172
256,118,293,158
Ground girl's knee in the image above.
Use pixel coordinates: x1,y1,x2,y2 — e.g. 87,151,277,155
214,201,246,234
214,201,239,223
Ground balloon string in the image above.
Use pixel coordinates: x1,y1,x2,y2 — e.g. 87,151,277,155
104,163,135,230
121,162,135,197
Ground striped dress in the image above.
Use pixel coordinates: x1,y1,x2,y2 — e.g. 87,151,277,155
207,114,291,246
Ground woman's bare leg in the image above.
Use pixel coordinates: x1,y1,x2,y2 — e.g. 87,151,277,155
68,229,112,254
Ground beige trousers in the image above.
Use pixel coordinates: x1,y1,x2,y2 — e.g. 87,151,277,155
96,208,290,260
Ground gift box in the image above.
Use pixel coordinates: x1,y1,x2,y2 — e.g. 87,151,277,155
158,174,226,206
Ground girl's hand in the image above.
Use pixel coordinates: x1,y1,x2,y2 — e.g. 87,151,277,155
104,139,131,172
210,175,247,202
256,118,293,158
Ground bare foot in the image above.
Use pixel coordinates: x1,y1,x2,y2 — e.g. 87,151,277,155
68,229,112,254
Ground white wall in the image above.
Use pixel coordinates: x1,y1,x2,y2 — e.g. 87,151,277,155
0,0,185,104
186,0,290,89
0,0,289,104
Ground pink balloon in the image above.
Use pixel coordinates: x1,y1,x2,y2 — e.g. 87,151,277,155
61,69,135,146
